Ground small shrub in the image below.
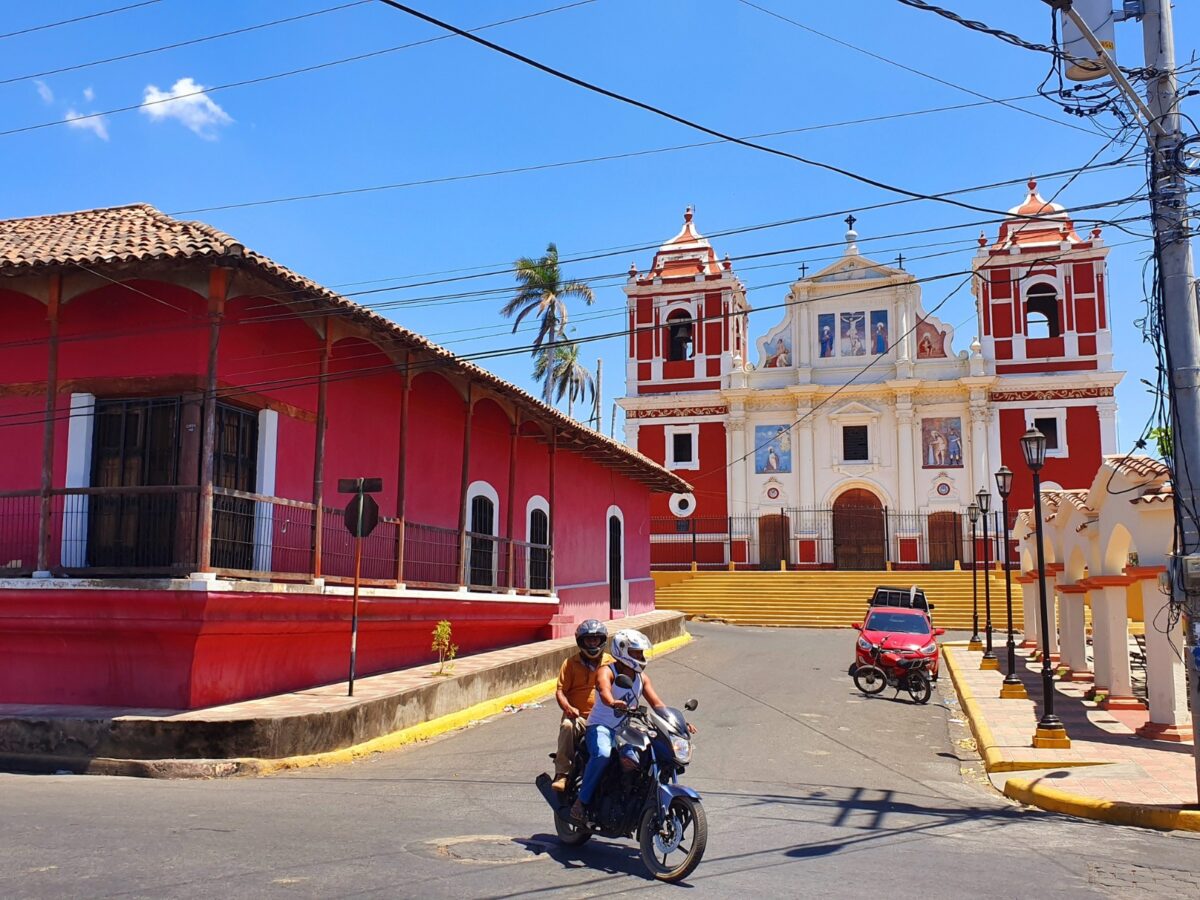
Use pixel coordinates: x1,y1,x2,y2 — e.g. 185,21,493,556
432,619,458,675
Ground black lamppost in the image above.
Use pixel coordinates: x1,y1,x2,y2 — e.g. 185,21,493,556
995,466,1028,699
1021,428,1070,747
976,487,998,669
967,502,982,650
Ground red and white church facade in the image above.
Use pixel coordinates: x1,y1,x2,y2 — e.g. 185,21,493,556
619,184,1122,570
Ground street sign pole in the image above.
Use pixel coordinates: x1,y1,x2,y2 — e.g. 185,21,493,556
348,485,364,697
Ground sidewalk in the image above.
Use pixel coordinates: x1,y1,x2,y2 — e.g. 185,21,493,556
943,642,1200,832
0,610,688,778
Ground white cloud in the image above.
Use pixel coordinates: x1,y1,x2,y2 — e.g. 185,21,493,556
65,109,109,141
35,81,53,104
140,77,232,139
83,86,95,102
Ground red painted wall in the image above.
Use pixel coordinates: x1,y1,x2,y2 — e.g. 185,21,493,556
0,588,555,708
997,406,1102,511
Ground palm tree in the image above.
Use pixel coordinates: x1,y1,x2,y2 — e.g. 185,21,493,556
532,340,595,419
502,242,594,403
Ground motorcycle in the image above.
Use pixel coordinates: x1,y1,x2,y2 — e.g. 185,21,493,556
536,676,706,883
853,638,933,704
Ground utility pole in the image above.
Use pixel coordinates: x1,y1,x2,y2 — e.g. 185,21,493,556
1055,0,1200,794
1141,0,1200,800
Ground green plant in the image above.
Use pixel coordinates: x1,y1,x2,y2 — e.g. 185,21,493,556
432,619,458,675
1149,426,1173,460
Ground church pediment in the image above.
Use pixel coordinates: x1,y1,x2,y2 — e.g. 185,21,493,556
808,254,900,283
828,400,881,421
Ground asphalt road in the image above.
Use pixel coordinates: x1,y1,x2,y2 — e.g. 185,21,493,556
4,622,1199,899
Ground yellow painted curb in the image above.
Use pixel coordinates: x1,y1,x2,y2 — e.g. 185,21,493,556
1004,777,1200,833
249,631,694,776
942,646,1104,773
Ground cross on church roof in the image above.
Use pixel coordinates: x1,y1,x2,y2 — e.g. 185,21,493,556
798,262,808,278
845,214,857,230
895,253,905,270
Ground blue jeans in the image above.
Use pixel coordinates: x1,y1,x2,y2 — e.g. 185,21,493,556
579,725,638,805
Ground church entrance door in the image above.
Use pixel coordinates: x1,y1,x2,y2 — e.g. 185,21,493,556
832,490,885,570
928,511,962,570
758,513,790,570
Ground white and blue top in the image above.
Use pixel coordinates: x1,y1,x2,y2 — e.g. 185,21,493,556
586,663,642,730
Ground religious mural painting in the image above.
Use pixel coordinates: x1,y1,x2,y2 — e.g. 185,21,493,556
870,310,889,355
921,416,964,468
763,335,792,368
840,311,866,357
916,317,948,358
817,313,835,358
754,425,792,474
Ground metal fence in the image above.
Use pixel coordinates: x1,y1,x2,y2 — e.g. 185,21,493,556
651,507,1011,571
0,485,552,593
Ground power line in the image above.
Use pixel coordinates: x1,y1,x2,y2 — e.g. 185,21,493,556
735,0,1105,139
0,0,597,139
0,0,160,41
169,94,1063,216
371,0,1133,222
892,0,1146,77
0,2,371,88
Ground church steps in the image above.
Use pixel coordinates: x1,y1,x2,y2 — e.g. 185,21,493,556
653,570,1019,629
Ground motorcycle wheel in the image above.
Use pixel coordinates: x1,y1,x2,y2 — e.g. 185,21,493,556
554,806,592,846
906,671,932,705
853,665,887,695
639,796,707,883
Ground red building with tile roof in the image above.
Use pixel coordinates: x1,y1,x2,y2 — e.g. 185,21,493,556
0,204,687,709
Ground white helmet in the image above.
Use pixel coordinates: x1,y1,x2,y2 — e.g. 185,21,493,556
610,629,652,672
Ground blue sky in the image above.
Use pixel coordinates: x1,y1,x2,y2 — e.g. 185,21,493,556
4,1,1196,448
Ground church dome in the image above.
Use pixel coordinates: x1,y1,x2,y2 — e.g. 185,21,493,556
991,178,1080,249
639,207,724,282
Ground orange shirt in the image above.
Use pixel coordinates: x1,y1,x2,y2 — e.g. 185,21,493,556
557,652,612,716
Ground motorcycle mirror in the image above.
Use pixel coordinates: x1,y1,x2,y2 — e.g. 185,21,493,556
614,674,634,690
684,699,698,712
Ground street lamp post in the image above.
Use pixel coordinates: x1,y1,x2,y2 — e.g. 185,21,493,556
1022,428,1070,748
995,466,1028,699
977,487,999,670
967,502,982,651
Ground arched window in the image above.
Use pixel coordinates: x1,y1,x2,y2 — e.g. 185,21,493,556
1025,284,1061,339
527,497,550,592
666,309,694,361
607,507,625,610
467,482,498,588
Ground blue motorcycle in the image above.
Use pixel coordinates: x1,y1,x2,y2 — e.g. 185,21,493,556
537,677,706,882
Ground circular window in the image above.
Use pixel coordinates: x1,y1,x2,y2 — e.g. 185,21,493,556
936,482,951,496
669,493,696,517
766,487,781,501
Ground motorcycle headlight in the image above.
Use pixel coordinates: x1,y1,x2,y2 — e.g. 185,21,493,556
921,642,937,655
670,735,692,764
857,637,872,652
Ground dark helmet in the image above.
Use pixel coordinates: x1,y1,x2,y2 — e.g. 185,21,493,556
575,619,608,658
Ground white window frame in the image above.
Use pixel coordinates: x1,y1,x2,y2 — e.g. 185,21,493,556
665,423,700,471
59,392,96,570
1025,409,1069,459
465,480,501,588
605,504,628,612
252,409,279,572
525,494,550,590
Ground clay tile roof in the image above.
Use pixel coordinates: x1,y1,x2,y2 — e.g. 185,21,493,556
0,204,688,494
0,203,245,272
1060,489,1095,515
1106,454,1170,481
1133,482,1174,505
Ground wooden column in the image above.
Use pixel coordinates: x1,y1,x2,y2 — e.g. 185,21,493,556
393,350,411,585
548,429,557,592
504,410,521,590
195,269,228,573
311,322,332,580
456,382,474,585
35,274,61,574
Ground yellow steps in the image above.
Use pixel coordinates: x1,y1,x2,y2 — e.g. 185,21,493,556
653,570,1021,630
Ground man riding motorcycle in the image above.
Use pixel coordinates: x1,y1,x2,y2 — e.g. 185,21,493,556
570,628,696,823
551,619,610,792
